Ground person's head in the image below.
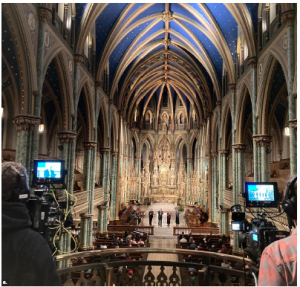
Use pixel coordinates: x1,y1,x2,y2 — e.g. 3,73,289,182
120,239,123,242
117,237,119,240
182,232,184,235
2,162,29,202
193,240,195,244
151,209,153,211
211,245,215,248
222,244,226,249
160,209,162,211
282,175,297,228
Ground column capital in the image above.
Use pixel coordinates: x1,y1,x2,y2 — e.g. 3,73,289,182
288,119,297,130
80,213,93,220
211,152,218,158
216,101,222,107
38,7,52,22
253,135,272,147
97,205,107,211
229,83,236,91
95,81,102,89
111,151,118,157
74,54,84,65
57,131,77,144
232,143,247,153
218,149,229,156
83,141,97,150
281,10,295,27
13,115,41,132
100,147,110,154
109,99,114,105
247,57,258,68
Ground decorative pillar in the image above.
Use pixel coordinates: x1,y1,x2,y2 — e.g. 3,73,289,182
232,144,247,251
248,57,259,181
211,152,218,223
222,76,225,98
71,15,75,49
236,53,240,78
253,135,272,182
258,17,262,51
13,115,41,176
79,213,92,250
97,205,107,234
137,131,142,200
218,149,229,235
110,152,118,219
100,148,110,232
241,47,244,74
207,114,212,221
217,101,222,227
63,4,68,40
116,112,123,215
265,6,270,42
186,130,191,202
282,11,297,174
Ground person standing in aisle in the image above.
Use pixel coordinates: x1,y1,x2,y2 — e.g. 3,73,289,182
167,211,172,227
175,210,180,226
158,209,163,227
149,209,154,225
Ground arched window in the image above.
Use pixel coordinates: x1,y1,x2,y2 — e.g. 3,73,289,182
57,3,64,21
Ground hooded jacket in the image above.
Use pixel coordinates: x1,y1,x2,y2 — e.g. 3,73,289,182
2,202,61,286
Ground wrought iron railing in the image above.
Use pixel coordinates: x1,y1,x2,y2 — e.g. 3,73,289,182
56,248,258,286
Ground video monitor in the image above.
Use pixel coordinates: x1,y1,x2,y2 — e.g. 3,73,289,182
231,221,244,231
33,160,65,184
245,182,278,208
252,234,258,242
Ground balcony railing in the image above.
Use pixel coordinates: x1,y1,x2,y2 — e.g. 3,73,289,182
56,248,258,286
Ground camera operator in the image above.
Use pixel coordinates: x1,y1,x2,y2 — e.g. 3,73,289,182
2,162,61,286
258,176,297,286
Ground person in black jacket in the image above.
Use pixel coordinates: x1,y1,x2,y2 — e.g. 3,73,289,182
2,162,61,286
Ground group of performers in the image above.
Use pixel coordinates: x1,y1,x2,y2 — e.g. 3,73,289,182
148,209,180,227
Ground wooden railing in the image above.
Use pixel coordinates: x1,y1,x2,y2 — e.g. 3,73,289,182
107,225,154,235
173,227,219,236
56,248,257,286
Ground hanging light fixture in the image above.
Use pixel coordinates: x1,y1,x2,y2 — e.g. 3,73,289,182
39,124,45,133
284,126,290,136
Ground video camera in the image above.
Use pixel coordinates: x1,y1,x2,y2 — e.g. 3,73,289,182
26,160,75,253
231,182,290,265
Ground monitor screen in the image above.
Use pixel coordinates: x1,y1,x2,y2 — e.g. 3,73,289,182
37,161,62,179
252,234,258,241
33,160,65,184
232,223,241,231
247,184,275,202
245,182,278,208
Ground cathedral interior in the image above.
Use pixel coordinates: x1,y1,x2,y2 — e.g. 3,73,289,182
1,3,297,286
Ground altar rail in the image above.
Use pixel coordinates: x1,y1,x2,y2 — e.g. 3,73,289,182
56,248,257,286
107,225,154,235
173,227,220,236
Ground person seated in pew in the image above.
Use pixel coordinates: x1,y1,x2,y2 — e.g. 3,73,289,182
190,240,198,250
104,234,109,239
131,237,138,245
126,233,132,244
209,244,219,252
188,236,194,243
119,238,124,247
222,234,227,242
198,236,204,243
197,243,205,250
113,236,120,244
178,232,185,241
179,236,187,243
206,238,212,247
135,233,141,242
218,244,228,254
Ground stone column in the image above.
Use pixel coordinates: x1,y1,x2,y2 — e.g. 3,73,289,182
63,4,68,40
100,147,110,233
248,57,259,181
110,152,118,219
116,112,123,215
253,135,272,181
265,6,270,42
218,149,229,235
13,115,41,176
186,130,191,202
282,11,297,175
71,16,75,49
97,205,107,234
258,17,262,51
79,213,92,250
207,114,212,221
137,131,142,200
241,47,244,74
57,132,77,192
211,153,218,223
232,143,247,251
217,101,222,227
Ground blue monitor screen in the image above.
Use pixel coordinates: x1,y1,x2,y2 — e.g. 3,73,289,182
252,234,258,241
247,184,275,202
37,162,62,179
